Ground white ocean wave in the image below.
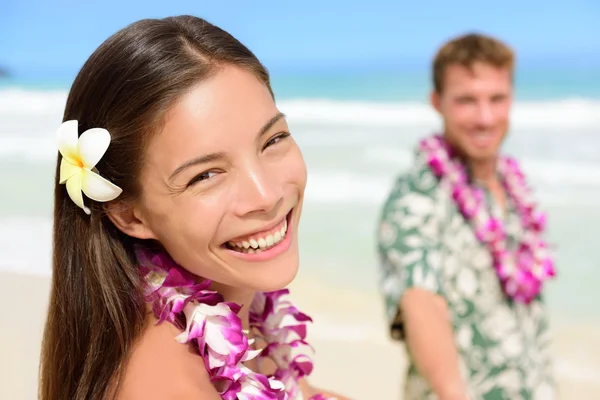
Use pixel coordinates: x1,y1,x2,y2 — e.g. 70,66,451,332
279,97,600,129
2,88,600,192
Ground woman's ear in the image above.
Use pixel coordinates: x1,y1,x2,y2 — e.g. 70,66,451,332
105,201,157,240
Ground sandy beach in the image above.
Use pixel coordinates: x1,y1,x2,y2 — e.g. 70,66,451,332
1,270,600,399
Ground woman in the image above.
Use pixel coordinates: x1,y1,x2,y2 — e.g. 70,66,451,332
40,15,349,400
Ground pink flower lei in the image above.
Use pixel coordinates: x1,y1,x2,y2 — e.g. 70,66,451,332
419,134,556,303
136,247,333,400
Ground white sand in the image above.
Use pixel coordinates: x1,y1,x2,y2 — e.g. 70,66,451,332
1,270,600,399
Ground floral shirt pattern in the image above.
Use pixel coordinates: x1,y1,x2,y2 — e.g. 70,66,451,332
377,151,556,400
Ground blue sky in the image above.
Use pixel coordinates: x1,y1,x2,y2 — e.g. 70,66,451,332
1,0,599,79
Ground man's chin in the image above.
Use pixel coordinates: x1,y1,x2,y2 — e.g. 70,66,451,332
462,142,502,163
469,150,499,161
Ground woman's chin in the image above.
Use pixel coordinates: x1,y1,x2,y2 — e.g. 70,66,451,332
244,257,300,292
220,231,301,292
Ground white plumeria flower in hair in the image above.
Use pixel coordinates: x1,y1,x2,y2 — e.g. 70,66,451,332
57,120,123,215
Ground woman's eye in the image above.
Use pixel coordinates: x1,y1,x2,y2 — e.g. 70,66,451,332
187,171,218,187
264,132,290,149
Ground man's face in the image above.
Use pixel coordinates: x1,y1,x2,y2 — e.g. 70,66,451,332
432,62,513,162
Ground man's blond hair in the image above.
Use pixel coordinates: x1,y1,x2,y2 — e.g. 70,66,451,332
433,33,515,93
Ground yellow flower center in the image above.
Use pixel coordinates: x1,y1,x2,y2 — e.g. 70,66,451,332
73,156,84,168
147,270,167,287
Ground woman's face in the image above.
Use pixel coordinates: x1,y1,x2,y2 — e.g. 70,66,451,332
134,66,307,291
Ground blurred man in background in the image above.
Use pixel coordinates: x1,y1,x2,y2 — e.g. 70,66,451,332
376,33,556,399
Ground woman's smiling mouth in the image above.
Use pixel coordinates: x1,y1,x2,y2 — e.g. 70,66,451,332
222,210,293,261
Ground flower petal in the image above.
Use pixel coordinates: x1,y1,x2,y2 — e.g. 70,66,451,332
241,348,262,362
81,169,123,202
205,322,235,355
59,157,81,184
197,302,234,317
57,120,79,162
77,127,111,169
65,173,89,214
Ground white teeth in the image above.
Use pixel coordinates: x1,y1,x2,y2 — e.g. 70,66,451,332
279,221,287,239
228,217,290,254
475,132,492,139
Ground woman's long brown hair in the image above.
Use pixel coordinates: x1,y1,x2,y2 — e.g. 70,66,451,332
39,15,273,400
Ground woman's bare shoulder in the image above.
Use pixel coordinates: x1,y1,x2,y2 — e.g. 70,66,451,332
117,319,220,399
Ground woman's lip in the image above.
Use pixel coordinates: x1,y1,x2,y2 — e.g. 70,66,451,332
225,213,288,244
223,210,293,262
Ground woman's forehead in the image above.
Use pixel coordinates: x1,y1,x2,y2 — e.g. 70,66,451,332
165,67,276,135
145,67,281,171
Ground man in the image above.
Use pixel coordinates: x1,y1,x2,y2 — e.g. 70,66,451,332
377,33,556,400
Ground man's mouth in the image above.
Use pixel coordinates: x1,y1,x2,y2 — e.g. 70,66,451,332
469,130,495,148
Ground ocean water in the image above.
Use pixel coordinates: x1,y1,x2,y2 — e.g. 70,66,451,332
1,69,599,322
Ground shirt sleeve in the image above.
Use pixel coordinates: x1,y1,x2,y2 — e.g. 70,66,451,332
377,170,445,341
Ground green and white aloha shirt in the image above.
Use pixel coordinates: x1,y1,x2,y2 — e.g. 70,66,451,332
377,150,556,400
